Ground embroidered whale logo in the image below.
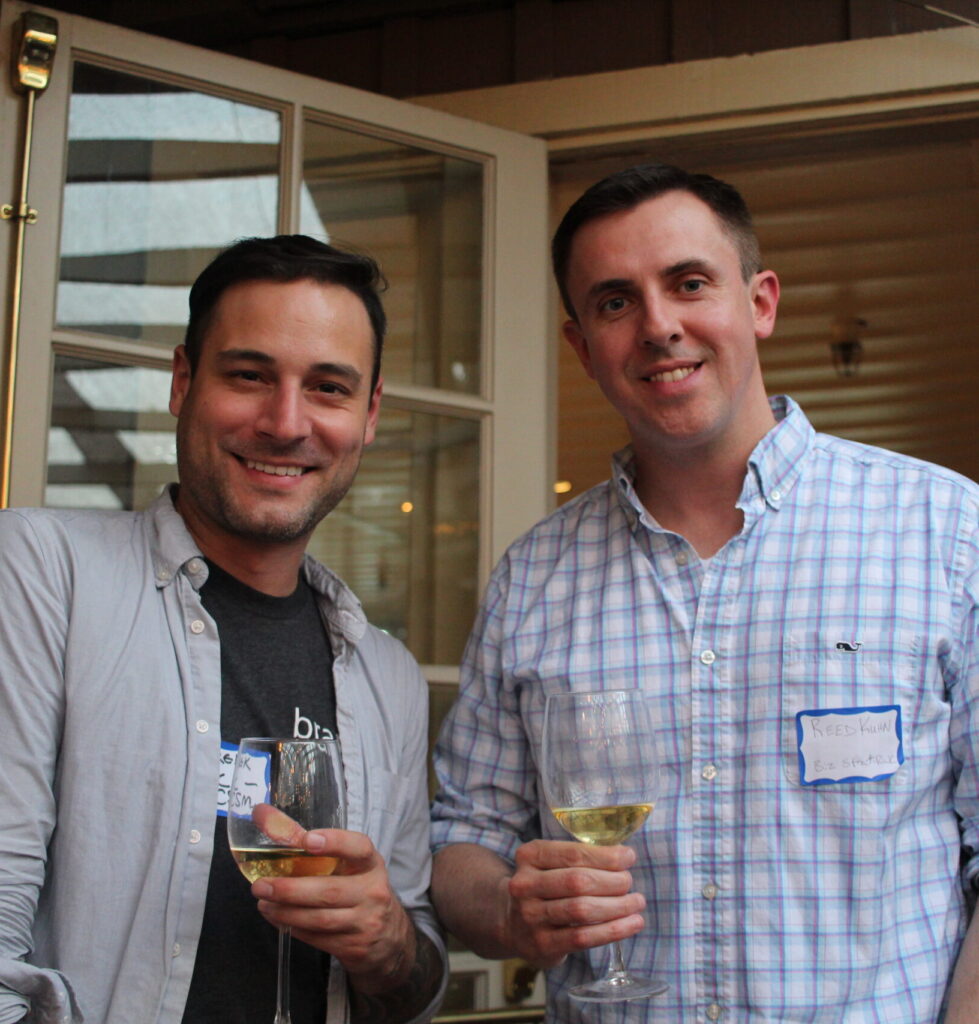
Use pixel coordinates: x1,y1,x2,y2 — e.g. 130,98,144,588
836,641,863,652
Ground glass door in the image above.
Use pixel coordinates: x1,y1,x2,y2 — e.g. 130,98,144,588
0,4,550,1013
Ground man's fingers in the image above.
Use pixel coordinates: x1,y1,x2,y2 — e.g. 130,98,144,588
511,862,636,901
304,827,376,872
252,803,306,846
516,838,636,871
516,887,645,929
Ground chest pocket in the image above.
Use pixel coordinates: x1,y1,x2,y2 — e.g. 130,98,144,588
780,630,922,820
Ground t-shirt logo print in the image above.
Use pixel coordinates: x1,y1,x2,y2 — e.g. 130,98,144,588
835,641,863,652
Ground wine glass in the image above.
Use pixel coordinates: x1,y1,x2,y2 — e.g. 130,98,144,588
228,737,346,1024
541,689,667,1002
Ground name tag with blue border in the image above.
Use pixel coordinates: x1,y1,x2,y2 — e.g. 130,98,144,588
217,740,271,818
796,705,903,785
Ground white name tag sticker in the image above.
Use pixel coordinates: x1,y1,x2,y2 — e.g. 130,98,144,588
216,741,236,818
796,705,904,785
222,745,271,819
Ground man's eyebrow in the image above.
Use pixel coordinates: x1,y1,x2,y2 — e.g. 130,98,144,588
662,258,715,278
310,361,364,385
585,277,634,301
215,348,275,365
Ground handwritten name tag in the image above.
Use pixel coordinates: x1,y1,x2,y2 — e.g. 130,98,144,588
224,746,271,819
796,705,903,785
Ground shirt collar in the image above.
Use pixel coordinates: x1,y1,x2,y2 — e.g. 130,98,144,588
146,484,367,644
744,395,813,511
611,394,814,524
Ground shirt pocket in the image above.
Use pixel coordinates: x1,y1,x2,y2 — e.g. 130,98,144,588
780,629,921,820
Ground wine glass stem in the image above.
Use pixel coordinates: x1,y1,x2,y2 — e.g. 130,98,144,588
275,926,292,1024
609,940,628,979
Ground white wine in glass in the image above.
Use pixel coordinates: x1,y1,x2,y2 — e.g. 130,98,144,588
228,737,346,1024
542,689,667,1002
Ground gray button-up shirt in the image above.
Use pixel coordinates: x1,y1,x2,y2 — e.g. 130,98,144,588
0,488,445,1023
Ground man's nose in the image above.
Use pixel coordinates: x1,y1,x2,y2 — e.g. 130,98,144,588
254,386,311,441
639,294,683,346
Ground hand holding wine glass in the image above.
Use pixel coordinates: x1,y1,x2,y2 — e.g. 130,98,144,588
228,737,346,1024
541,689,667,1002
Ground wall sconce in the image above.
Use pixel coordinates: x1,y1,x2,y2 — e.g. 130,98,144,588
830,317,868,378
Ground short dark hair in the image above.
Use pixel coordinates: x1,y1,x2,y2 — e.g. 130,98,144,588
184,235,387,390
552,163,762,320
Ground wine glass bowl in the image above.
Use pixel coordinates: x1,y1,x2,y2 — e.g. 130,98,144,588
228,737,346,1023
541,689,667,1002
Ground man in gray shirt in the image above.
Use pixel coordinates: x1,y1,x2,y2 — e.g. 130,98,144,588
0,236,446,1023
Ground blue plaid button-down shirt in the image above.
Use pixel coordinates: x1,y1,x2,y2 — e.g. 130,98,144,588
433,396,979,1023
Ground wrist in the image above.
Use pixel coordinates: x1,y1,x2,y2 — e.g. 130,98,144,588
346,904,415,994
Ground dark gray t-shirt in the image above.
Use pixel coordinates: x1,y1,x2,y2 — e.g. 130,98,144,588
181,560,338,1023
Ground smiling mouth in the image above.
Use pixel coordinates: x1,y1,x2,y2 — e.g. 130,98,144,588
245,458,308,478
646,364,699,384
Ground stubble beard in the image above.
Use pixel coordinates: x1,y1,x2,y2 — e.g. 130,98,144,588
176,438,363,546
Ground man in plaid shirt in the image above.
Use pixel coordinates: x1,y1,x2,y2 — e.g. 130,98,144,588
431,164,979,1021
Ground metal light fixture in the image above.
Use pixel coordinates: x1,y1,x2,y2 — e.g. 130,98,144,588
830,317,868,378
1,11,59,508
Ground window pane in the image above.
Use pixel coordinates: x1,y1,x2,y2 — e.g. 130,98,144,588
306,405,479,664
302,119,483,394
46,354,175,510
57,62,282,348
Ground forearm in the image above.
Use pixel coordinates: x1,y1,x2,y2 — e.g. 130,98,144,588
431,844,514,960
946,909,979,1023
348,915,445,1024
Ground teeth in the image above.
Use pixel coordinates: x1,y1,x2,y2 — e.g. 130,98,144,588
649,366,696,383
247,460,304,477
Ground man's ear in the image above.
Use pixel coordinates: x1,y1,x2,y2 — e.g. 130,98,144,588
363,377,383,447
751,270,780,340
169,345,192,417
562,319,596,379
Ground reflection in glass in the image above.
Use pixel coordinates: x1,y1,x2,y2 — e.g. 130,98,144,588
57,62,283,348
306,405,479,665
302,119,483,394
46,355,174,511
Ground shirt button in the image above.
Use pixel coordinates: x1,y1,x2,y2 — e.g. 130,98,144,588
196,720,209,733
702,883,718,900
676,550,688,566
187,558,204,574
771,489,782,502
702,763,718,781
189,829,201,844
700,649,716,665
707,1004,722,1021
156,567,171,581
172,943,181,957
190,619,205,634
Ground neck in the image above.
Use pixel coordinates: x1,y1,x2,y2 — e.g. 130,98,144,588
174,497,307,597
632,414,775,559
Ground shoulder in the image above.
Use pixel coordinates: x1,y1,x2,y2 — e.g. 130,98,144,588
496,480,618,571
0,505,141,559
810,432,979,507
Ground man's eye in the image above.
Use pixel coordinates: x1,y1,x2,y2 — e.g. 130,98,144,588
679,279,705,294
231,369,263,382
315,382,346,395
601,296,628,313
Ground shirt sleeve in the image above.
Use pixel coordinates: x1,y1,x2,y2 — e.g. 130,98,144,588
948,514,979,893
431,554,542,865
387,650,448,1021
0,512,81,1023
